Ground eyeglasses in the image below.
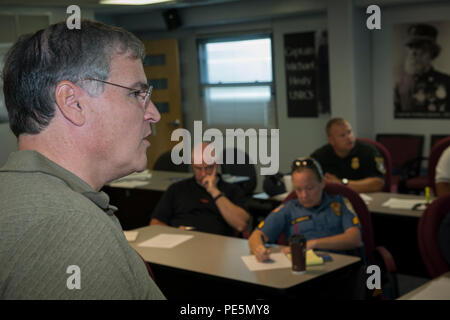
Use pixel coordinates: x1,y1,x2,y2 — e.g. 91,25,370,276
291,157,323,179
81,78,153,109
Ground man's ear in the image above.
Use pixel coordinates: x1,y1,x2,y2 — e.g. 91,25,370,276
54,80,85,126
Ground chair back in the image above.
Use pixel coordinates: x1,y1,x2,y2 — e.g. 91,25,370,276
281,184,376,262
428,137,450,194
220,148,257,196
153,150,191,173
376,134,424,176
357,138,393,193
431,134,450,149
418,193,450,278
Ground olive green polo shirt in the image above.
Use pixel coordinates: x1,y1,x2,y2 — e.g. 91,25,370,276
0,150,165,299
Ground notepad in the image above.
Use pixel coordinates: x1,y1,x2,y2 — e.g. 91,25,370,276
137,234,193,248
123,231,138,242
242,250,324,272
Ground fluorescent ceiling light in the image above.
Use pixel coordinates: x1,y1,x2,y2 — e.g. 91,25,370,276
100,0,174,5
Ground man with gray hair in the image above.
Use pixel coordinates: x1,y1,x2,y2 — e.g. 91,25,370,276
0,20,164,299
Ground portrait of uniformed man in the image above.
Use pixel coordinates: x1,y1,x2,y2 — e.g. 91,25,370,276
394,23,450,117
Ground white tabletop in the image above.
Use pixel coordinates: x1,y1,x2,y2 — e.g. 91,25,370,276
129,225,361,290
398,272,450,300
108,170,249,192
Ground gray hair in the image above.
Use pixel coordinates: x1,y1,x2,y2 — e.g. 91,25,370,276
2,19,145,137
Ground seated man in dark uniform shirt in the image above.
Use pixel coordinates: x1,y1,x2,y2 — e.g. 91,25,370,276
310,118,385,193
150,142,250,236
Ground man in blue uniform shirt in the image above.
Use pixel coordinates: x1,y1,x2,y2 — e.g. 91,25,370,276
248,157,362,262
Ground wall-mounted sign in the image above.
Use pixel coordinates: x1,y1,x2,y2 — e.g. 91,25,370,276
284,31,330,118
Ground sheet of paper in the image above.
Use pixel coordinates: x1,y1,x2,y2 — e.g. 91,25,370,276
137,234,193,249
382,198,427,209
123,231,138,242
360,193,373,204
409,277,450,300
272,192,290,202
109,180,150,188
241,252,292,271
113,170,152,182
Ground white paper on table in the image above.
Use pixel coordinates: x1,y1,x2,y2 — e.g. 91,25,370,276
382,198,427,209
109,180,150,188
360,193,373,204
137,234,193,248
241,253,292,271
409,277,450,300
272,192,290,202
123,231,138,242
113,170,152,182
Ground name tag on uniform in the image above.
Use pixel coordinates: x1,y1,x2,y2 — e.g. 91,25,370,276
291,216,311,224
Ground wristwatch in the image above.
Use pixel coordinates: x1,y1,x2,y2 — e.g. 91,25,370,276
341,178,349,185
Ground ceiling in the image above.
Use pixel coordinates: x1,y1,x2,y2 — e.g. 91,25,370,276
0,0,242,14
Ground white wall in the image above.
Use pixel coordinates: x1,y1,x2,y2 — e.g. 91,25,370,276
372,2,450,156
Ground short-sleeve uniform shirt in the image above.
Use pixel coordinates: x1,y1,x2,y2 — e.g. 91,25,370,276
258,192,361,243
151,176,247,236
311,140,385,180
435,146,450,183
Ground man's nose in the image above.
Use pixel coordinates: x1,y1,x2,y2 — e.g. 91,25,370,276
145,100,161,123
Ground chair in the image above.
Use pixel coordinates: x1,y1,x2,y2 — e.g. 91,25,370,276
280,183,398,298
418,194,450,278
403,137,450,195
153,150,191,173
220,148,257,196
357,138,393,193
375,134,424,193
431,134,450,149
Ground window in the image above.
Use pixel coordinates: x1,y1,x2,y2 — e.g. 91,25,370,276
198,34,276,129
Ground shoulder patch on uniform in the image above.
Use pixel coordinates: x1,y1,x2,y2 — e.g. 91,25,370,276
258,221,265,229
330,202,342,216
351,157,360,170
291,216,311,225
272,204,284,213
353,216,360,225
375,157,386,174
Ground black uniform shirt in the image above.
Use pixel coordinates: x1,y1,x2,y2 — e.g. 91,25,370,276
311,140,385,181
151,176,247,236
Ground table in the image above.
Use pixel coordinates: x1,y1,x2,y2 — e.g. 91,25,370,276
366,192,433,277
398,272,450,300
365,192,433,218
252,191,432,277
103,170,249,230
129,225,361,299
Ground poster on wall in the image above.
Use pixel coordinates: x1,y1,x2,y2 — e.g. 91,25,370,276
0,44,12,123
284,30,330,118
393,21,450,119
